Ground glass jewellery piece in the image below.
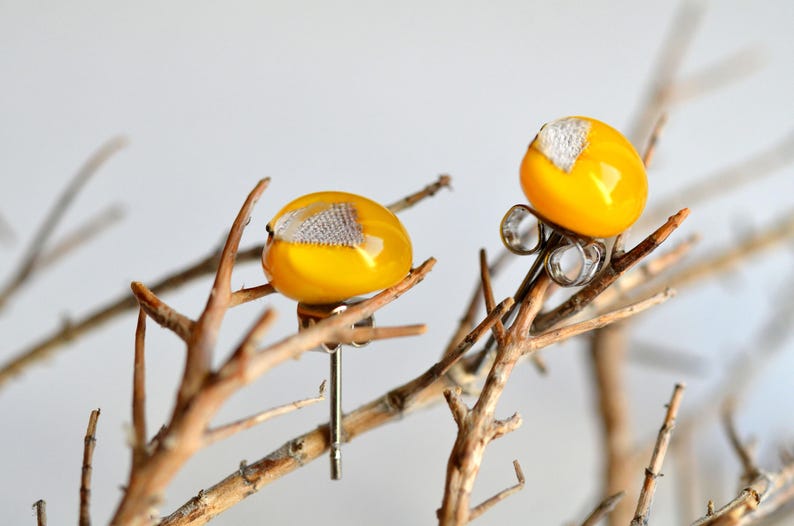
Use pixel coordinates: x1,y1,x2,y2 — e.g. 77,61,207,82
501,116,648,290
262,191,413,480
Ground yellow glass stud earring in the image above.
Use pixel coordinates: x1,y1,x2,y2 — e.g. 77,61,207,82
501,116,647,289
262,191,413,480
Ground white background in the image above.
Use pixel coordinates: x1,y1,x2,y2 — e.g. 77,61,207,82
1,1,793,524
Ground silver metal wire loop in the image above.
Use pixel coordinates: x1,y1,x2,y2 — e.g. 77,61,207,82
545,237,606,287
500,203,608,288
500,204,546,255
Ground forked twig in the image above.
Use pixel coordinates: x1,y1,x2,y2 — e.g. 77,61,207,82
468,460,526,521
0,136,127,310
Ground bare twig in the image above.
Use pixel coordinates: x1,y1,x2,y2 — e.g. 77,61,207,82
630,383,686,526
580,492,625,526
204,381,327,445
590,322,634,519
665,211,794,291
130,281,195,342
690,459,794,526
176,178,271,409
479,249,506,348
0,136,127,310
0,244,263,388
627,0,706,145
646,133,794,227
669,46,766,104
32,500,47,526
468,460,526,521
80,409,101,526
229,283,275,307
337,323,427,344
34,204,125,271
386,174,452,213
132,309,147,468
722,405,762,485
439,274,550,525
0,212,14,245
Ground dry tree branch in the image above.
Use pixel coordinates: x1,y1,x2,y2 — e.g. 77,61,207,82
386,174,451,213
80,409,101,526
630,383,685,526
690,451,794,525
579,491,625,526
34,203,125,271
627,0,706,146
438,208,685,524
669,46,766,104
645,132,794,229
130,282,195,343
0,211,14,245
32,500,47,526
109,178,437,525
204,381,327,445
132,310,148,468
158,224,679,526
467,460,525,522
0,136,127,311
722,404,762,485
159,298,514,526
0,175,448,388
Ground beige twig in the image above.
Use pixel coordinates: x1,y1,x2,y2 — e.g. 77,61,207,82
0,211,14,244
468,460,526,521
690,458,794,526
0,244,262,388
722,405,762,485
479,249,506,348
229,283,275,307
630,383,686,526
589,321,633,521
132,309,147,467
177,178,271,409
439,274,551,525
669,46,766,104
32,500,47,526
0,136,127,310
627,0,706,146
205,382,327,445
80,409,101,526
646,133,794,228
580,491,625,526
386,174,452,213
130,281,195,342
337,323,427,344
664,211,794,291
530,290,674,351
34,203,125,271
